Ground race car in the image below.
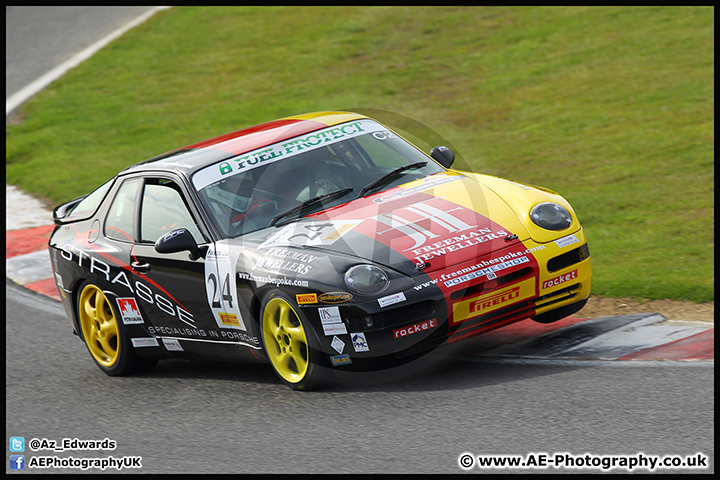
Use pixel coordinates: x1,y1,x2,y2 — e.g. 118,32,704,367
49,111,591,390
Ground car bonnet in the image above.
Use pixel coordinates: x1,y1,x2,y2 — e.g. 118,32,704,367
243,172,531,276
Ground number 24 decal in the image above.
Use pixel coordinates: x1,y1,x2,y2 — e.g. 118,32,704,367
207,272,233,308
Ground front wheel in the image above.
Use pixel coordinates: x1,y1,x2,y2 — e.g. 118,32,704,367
260,291,324,390
76,282,157,375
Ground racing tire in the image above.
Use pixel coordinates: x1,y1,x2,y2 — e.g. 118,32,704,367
76,282,157,376
260,291,325,391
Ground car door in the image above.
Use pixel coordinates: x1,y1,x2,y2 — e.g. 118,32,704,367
128,176,224,342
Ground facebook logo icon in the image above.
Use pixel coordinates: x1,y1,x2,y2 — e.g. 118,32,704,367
10,455,25,470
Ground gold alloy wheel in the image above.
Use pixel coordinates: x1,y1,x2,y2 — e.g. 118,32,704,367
262,297,309,384
78,284,120,368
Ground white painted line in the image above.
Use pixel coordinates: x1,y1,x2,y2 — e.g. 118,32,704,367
6,6,172,116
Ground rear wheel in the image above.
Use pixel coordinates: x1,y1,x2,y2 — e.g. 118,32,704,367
77,282,156,375
260,291,324,390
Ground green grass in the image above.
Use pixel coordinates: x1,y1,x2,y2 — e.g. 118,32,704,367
6,6,713,302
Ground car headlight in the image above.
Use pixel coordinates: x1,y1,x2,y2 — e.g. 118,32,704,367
344,265,389,295
530,202,572,230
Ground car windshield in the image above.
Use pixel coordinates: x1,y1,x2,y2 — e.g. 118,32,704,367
192,119,445,238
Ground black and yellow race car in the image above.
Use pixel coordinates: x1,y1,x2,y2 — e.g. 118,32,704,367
49,111,591,390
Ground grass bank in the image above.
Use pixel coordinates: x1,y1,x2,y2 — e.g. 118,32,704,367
6,6,714,301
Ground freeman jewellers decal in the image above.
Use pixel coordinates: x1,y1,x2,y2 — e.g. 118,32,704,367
252,247,318,275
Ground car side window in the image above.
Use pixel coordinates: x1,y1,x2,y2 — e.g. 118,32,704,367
105,178,141,242
140,179,204,244
67,177,114,220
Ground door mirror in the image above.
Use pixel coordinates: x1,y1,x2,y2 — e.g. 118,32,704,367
155,228,206,260
430,146,455,168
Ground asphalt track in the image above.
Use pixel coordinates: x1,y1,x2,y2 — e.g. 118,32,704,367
5,6,714,474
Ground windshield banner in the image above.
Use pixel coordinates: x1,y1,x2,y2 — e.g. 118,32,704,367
192,119,386,190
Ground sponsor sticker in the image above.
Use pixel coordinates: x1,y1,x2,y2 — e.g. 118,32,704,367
318,306,342,325
331,336,345,354
330,354,352,366
451,277,536,324
192,119,387,190
443,256,529,288
351,332,370,352
554,234,580,249
372,175,459,204
252,247,318,275
323,323,348,336
319,306,347,335
162,338,184,351
59,244,195,326
542,269,578,290
374,199,479,254
296,293,318,304
318,292,353,304
205,242,247,331
323,223,354,241
259,220,361,249
117,298,144,324
393,319,438,339
131,337,159,348
378,292,406,308
218,312,242,327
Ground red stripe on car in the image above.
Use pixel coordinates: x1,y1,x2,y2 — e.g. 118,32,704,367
182,119,328,156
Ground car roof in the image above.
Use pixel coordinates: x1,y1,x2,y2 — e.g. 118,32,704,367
122,111,369,178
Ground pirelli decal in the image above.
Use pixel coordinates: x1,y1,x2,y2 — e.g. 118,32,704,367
451,277,536,325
